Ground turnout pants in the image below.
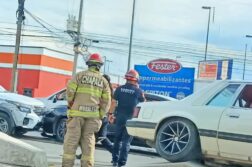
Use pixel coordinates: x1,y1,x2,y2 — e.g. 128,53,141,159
62,117,102,167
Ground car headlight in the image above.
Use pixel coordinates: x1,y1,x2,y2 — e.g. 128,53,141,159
19,105,31,113
7,101,32,113
34,106,48,116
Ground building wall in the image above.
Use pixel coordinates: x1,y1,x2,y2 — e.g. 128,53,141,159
0,68,12,90
37,71,71,97
17,69,40,97
0,45,73,97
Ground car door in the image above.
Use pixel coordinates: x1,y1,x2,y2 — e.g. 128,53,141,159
199,84,241,156
218,84,252,162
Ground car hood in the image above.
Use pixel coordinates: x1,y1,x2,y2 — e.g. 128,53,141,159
138,100,191,111
0,92,45,107
139,100,179,107
36,97,49,104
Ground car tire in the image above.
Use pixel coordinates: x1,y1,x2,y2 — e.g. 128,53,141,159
14,127,28,137
155,118,201,162
0,112,14,135
55,118,67,142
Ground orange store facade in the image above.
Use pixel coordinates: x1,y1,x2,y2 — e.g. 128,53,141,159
0,45,74,97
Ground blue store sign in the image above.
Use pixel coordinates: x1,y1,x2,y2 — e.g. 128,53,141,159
135,59,195,99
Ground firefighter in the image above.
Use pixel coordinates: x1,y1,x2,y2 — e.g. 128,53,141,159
62,53,111,167
110,69,145,167
76,74,114,159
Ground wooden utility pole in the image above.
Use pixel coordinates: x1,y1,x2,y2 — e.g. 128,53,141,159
72,0,84,76
11,0,25,92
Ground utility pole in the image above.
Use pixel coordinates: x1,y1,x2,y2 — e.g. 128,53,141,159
11,0,25,92
245,35,252,80
127,0,136,71
103,56,107,73
103,56,112,74
72,0,84,76
243,43,247,80
106,60,113,73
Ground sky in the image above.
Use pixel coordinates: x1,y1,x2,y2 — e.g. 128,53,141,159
1,0,252,80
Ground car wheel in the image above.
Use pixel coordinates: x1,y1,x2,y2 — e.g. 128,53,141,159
156,118,201,162
55,118,67,142
14,127,28,137
0,113,14,135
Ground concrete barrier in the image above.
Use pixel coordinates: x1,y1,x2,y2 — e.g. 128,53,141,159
0,132,48,167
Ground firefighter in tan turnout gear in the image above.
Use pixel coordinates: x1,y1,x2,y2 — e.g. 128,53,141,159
62,53,111,167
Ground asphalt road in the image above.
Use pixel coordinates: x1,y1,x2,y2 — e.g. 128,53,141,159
21,138,171,167
13,131,244,167
19,132,206,167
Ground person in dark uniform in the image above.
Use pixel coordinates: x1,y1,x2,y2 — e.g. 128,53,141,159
109,69,145,167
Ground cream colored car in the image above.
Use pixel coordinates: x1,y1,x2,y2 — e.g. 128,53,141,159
126,80,252,166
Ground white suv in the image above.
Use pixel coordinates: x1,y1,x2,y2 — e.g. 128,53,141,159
0,85,46,135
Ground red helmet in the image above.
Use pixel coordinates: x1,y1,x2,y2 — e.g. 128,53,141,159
125,69,139,81
86,53,103,66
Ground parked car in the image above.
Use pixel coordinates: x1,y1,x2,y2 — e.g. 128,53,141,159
41,92,177,143
38,89,67,108
38,88,176,108
0,85,46,135
126,80,252,166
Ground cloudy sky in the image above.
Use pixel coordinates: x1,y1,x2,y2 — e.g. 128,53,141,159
1,0,252,80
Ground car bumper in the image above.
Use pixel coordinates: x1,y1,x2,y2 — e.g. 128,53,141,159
41,113,56,134
21,112,42,130
126,120,157,141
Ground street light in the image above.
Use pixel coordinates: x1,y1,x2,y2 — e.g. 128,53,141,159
127,0,136,71
243,43,247,80
202,6,211,61
243,35,252,80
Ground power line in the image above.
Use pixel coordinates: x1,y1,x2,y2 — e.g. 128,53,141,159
1,19,251,75
0,25,250,60
24,9,53,33
1,26,251,66
91,45,252,74
0,22,247,58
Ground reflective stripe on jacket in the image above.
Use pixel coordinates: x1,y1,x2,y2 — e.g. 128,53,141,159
66,68,111,118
